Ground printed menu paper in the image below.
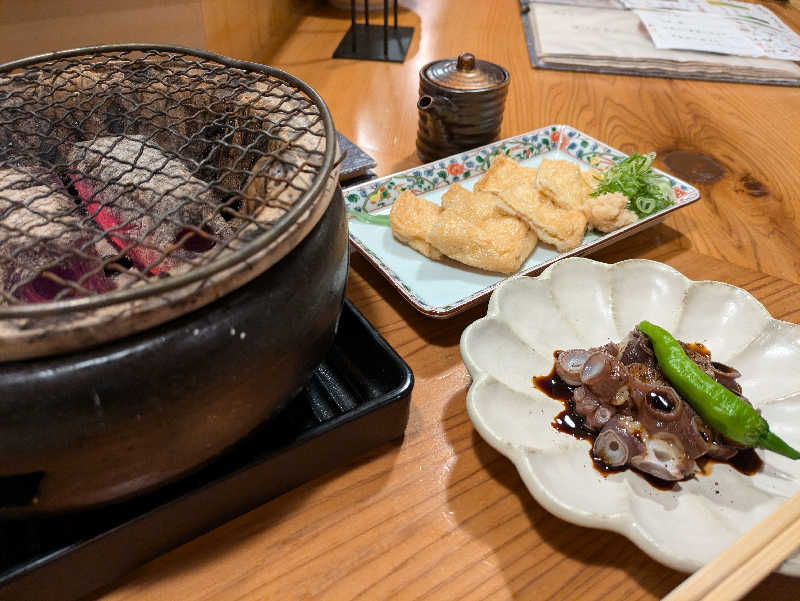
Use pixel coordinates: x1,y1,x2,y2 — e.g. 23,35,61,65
525,3,800,85
625,0,800,60
636,9,763,57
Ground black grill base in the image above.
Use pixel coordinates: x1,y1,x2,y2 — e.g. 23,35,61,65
0,299,413,601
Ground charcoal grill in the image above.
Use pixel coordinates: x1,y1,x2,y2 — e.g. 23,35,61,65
0,44,338,361
0,45,353,513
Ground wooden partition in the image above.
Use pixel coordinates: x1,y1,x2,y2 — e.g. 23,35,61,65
0,0,313,64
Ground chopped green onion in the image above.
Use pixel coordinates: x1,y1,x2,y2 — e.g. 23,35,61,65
634,196,656,215
347,209,390,226
591,152,676,218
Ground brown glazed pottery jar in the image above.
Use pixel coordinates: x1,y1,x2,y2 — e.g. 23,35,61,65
416,52,510,162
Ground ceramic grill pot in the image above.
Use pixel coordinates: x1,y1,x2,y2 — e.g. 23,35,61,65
0,45,347,514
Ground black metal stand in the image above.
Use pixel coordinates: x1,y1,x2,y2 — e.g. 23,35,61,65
332,0,413,63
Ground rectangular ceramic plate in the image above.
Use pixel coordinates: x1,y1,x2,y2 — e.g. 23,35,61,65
344,124,700,318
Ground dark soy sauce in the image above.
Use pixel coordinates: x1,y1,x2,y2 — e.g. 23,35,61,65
697,448,763,477
532,354,575,402
552,405,594,442
534,354,594,442
534,372,575,401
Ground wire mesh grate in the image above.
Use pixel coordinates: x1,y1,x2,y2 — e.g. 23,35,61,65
0,45,335,317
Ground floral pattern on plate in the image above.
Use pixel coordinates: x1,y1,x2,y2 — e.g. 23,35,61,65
345,124,700,318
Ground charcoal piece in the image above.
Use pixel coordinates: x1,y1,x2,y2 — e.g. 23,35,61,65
132,74,266,195
1,66,139,166
67,136,233,275
0,74,74,166
44,66,133,146
240,156,292,222
235,81,327,217
0,166,111,302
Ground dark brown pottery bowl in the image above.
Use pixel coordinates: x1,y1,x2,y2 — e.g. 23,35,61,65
0,187,349,515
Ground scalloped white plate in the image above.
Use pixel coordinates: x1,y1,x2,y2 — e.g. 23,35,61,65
460,257,800,575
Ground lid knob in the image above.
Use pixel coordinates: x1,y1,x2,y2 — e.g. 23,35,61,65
456,53,475,71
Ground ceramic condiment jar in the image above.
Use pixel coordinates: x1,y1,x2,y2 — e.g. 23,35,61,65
416,52,510,162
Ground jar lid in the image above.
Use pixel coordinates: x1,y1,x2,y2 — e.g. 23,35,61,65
420,53,509,92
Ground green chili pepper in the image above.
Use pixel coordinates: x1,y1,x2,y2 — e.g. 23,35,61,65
638,320,800,460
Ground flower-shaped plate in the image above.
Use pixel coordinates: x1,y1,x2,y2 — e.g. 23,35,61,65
460,257,800,575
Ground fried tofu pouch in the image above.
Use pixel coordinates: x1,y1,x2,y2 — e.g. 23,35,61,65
495,184,587,253
427,184,537,274
473,155,538,193
474,155,586,252
538,159,637,234
536,158,591,215
389,190,443,260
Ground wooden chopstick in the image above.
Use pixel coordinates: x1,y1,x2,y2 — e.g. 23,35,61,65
662,490,800,601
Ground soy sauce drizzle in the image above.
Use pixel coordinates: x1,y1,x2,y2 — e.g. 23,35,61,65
552,402,593,441
697,448,763,476
533,366,575,403
536,359,595,442
535,350,763,490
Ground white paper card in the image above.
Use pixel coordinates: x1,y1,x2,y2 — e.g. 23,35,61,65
636,9,763,57
626,0,800,60
729,4,800,61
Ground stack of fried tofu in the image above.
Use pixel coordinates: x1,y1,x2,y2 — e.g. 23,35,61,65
389,155,637,274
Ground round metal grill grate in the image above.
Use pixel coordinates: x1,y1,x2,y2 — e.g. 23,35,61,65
0,45,336,319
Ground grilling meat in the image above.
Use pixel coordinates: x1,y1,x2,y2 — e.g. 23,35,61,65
0,166,113,302
67,135,234,274
555,327,745,481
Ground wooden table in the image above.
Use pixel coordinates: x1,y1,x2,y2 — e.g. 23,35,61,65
94,1,800,599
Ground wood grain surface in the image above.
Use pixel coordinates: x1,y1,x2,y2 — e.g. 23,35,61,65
91,1,800,599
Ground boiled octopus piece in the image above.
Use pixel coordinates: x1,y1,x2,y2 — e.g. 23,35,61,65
555,349,592,386
627,362,709,460
618,329,657,369
553,327,749,482
709,361,743,396
630,433,699,481
593,416,646,468
691,415,742,460
581,351,628,400
573,386,616,431
594,417,698,481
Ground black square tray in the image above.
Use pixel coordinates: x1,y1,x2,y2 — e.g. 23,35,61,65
0,299,413,601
